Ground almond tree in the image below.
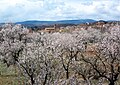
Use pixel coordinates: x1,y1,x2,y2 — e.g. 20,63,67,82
0,23,29,66
0,24,62,85
96,27,120,85
72,29,102,85
81,27,120,85
52,33,84,79
18,33,62,85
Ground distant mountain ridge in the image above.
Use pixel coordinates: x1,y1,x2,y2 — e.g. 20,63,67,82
15,19,96,27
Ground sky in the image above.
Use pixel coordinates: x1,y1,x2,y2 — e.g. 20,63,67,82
0,0,120,22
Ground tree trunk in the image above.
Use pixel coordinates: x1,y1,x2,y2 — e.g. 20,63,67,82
109,80,115,85
43,73,48,85
30,76,35,85
66,69,69,79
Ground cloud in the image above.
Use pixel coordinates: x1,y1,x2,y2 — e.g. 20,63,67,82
0,0,120,22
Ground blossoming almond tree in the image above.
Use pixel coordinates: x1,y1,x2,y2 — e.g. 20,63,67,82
0,23,29,66
81,27,120,85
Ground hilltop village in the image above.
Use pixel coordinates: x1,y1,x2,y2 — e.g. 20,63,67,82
26,21,120,34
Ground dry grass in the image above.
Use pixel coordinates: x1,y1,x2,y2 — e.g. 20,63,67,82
0,62,26,85
0,76,25,85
